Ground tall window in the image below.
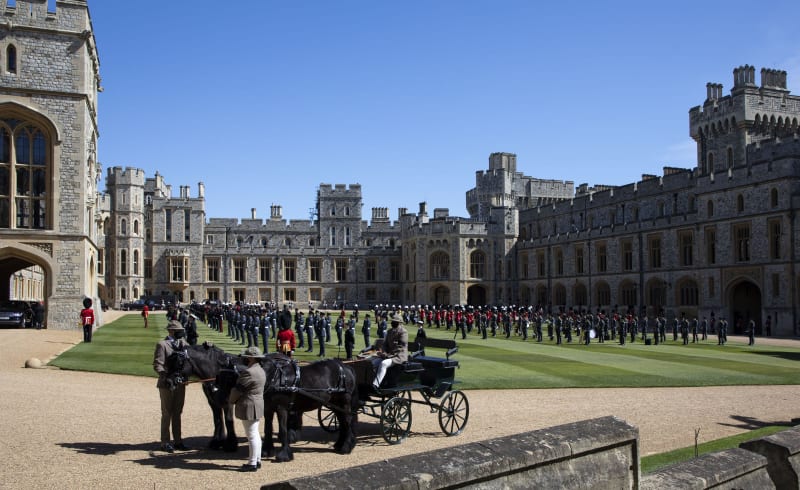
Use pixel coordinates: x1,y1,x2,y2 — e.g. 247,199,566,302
259,258,271,282
620,283,636,308
680,232,693,267
705,227,716,264
555,249,563,276
470,251,485,278
679,280,699,306
0,121,50,229
283,259,296,282
537,251,545,277
206,258,220,282
390,261,400,281
133,250,139,275
520,253,529,279
233,258,246,282
133,220,139,235
7,45,16,74
596,244,607,273
165,209,172,241
622,241,633,271
649,236,661,269
575,246,584,274
184,209,191,241
430,252,449,280
735,223,750,262
345,227,351,246
144,258,152,279
335,259,348,281
366,260,377,282
769,220,782,260
120,249,127,275
309,259,321,282
771,188,779,208
329,226,336,246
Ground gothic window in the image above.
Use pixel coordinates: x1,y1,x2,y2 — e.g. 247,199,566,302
707,200,714,218
622,240,633,271
707,152,714,172
430,252,450,280
133,220,139,235
727,147,734,169
133,250,139,275
120,218,127,235
769,219,782,260
737,194,744,213
771,188,779,208
0,120,50,229
345,206,350,216
734,223,750,262
705,227,716,265
120,249,127,275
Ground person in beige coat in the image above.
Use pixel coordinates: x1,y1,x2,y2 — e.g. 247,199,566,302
229,346,266,471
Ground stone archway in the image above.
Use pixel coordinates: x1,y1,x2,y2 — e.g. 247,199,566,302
0,245,53,327
467,285,487,306
728,280,762,335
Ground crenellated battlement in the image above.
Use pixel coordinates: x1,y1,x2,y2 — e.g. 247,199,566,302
2,0,92,33
106,166,146,186
318,183,362,197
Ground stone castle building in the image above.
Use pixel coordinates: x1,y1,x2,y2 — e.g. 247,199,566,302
2,2,799,336
0,0,104,328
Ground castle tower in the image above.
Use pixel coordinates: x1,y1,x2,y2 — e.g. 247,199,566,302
105,167,147,305
689,65,798,176
0,0,104,328
317,184,363,248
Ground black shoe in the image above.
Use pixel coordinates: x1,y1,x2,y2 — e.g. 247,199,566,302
161,443,175,453
257,462,262,469
240,464,258,472
174,443,189,451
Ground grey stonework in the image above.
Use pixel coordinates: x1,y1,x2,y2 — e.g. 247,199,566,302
0,0,102,329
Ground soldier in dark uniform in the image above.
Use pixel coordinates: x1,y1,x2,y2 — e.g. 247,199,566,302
294,310,305,350
316,312,326,357
691,317,699,343
747,319,755,346
335,313,344,346
376,314,387,339
619,316,626,346
260,312,270,352
700,316,708,340
680,314,689,345
304,310,315,352
535,313,543,342
344,318,356,360
361,314,371,348
555,315,563,345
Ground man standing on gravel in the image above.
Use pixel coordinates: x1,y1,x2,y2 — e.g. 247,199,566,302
153,320,189,453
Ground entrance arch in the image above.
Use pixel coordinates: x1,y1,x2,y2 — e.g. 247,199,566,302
467,284,486,306
0,245,52,327
728,280,762,335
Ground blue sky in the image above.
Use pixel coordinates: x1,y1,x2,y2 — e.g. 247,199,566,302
89,1,800,222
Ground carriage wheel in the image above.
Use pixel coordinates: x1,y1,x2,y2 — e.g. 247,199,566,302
317,405,339,433
380,396,412,445
438,390,469,436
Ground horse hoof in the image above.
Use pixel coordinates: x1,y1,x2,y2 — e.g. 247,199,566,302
208,440,222,450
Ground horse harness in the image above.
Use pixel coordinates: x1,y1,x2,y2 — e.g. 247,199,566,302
264,356,350,412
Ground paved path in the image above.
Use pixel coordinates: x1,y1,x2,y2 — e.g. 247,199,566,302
1,314,799,489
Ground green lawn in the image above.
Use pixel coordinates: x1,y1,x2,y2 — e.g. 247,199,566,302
50,313,800,390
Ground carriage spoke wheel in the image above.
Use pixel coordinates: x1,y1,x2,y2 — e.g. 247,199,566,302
380,396,412,445
438,390,469,436
317,406,339,433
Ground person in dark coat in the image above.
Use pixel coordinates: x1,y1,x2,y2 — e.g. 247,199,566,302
344,319,356,360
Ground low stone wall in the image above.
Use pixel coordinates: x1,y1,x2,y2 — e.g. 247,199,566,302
640,448,773,489
740,426,800,489
262,416,640,490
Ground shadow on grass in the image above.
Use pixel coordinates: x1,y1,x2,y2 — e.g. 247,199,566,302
717,414,795,431
750,350,800,362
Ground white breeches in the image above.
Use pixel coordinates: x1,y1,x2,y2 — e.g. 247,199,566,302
242,418,262,465
374,358,393,388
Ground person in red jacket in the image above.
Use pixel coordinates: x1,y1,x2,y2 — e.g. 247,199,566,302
276,323,296,357
80,298,95,342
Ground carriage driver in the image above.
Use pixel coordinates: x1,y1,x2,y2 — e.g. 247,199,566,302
371,312,408,389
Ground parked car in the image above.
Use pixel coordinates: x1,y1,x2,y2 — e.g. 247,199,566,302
121,300,146,311
0,300,33,328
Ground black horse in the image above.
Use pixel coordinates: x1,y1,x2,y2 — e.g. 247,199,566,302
262,353,358,462
165,343,242,452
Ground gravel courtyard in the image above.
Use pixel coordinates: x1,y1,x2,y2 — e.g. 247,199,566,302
2,313,799,489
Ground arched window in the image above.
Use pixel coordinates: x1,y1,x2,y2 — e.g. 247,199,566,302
0,119,51,229
120,218,127,235
133,220,139,235
737,194,744,213
707,152,714,172
727,148,734,169
771,188,779,208
469,250,485,278
133,250,139,275
345,206,350,216
707,200,714,217
121,287,127,300
6,45,16,74
429,252,450,280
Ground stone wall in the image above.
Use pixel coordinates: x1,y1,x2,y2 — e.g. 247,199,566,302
262,416,640,490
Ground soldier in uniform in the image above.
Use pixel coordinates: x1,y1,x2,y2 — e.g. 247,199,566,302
361,313,372,348
304,310,315,352
691,317,699,343
344,317,356,360
555,315,563,345
700,316,708,340
335,313,344,346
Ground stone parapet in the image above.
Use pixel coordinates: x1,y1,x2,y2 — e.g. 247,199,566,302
640,447,773,489
740,425,800,489
261,416,639,490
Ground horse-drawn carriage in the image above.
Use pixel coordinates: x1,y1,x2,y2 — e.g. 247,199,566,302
164,335,468,462
318,337,469,444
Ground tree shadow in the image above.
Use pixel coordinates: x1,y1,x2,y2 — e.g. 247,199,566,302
717,415,795,430
749,351,800,362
